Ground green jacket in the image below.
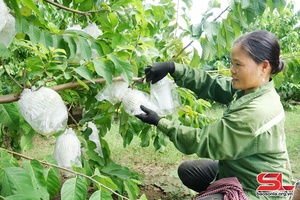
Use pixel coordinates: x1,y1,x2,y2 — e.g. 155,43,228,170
157,63,293,199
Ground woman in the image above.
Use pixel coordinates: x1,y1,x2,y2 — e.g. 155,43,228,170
136,30,293,199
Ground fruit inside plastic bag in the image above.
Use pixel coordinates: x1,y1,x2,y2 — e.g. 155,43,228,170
53,128,82,168
83,22,102,39
18,87,68,136
86,122,102,156
121,88,160,115
0,0,16,47
95,81,129,104
150,77,179,116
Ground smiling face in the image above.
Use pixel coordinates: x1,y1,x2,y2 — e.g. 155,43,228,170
230,43,271,95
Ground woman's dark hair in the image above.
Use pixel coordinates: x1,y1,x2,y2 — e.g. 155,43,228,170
234,30,285,75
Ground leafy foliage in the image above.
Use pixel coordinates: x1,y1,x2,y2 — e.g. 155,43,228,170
0,0,299,199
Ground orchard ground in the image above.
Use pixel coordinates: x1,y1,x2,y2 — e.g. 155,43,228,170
24,104,300,200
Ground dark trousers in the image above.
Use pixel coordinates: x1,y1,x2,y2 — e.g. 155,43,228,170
177,159,219,193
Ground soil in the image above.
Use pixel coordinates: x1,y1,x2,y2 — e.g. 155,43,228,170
134,163,192,200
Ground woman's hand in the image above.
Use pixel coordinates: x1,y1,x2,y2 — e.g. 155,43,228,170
145,62,175,84
135,105,161,126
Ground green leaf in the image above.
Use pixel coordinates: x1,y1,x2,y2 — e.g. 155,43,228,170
45,165,60,198
124,179,140,200
1,167,37,197
39,31,54,48
4,194,40,200
89,189,113,200
63,35,77,59
273,0,286,12
138,194,148,200
92,59,113,85
74,66,94,83
93,169,118,191
20,132,34,151
0,43,13,59
107,54,133,84
0,103,20,130
23,0,43,19
16,17,30,34
221,20,235,51
78,37,92,61
152,5,165,22
241,0,251,9
252,0,267,15
190,22,203,39
0,150,19,168
61,177,87,200
200,37,216,61
63,0,72,6
139,125,151,147
78,0,93,11
100,161,132,180
7,0,21,18
109,12,118,29
190,48,201,68
74,76,90,90
203,21,218,43
45,156,60,198
28,24,41,44
22,160,49,200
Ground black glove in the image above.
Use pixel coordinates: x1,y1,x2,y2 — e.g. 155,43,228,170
145,62,175,84
135,105,161,126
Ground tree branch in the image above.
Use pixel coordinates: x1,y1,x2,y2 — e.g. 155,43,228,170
0,148,130,200
43,0,89,16
0,76,144,104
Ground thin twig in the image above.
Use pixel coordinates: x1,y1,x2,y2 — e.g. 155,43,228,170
213,6,230,22
67,105,80,126
43,0,89,16
1,61,23,89
0,148,130,200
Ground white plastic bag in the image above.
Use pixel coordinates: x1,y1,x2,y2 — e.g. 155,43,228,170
95,81,129,104
83,22,102,39
18,87,68,136
150,77,178,116
86,122,102,156
53,128,82,168
121,88,160,115
0,0,16,47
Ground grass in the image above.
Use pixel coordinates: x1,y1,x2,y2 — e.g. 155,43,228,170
285,107,300,181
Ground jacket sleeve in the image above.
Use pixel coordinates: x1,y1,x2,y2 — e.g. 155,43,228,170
171,63,235,104
157,115,257,160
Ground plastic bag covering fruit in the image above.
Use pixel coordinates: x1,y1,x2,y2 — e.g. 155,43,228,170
83,22,103,39
95,81,129,104
18,87,68,136
150,77,179,116
0,0,16,47
121,88,160,115
53,128,82,167
86,121,102,156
